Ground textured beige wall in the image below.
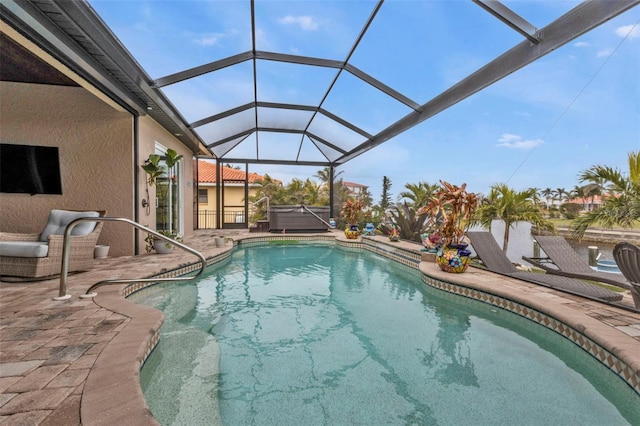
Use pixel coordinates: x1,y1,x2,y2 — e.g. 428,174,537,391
0,82,134,256
198,185,256,210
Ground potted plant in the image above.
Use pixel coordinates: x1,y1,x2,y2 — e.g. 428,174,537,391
418,180,478,273
141,149,184,253
141,149,183,187
145,230,183,254
340,198,365,239
141,154,163,186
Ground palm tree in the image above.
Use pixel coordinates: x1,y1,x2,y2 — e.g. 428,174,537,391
399,181,440,207
569,185,585,201
249,174,285,220
528,187,542,207
540,187,553,210
552,187,568,205
572,151,640,238
314,166,343,184
283,178,306,204
471,183,554,254
302,178,323,205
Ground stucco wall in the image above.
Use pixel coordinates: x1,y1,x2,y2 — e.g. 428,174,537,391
199,185,256,210
0,82,134,256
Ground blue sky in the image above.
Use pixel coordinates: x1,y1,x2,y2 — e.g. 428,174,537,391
90,1,639,202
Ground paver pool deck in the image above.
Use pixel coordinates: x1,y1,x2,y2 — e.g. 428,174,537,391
1,230,639,425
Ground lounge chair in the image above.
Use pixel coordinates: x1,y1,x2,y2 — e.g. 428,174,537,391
0,209,105,279
467,231,623,302
522,235,631,291
613,242,640,308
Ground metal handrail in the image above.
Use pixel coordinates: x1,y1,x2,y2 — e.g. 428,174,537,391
54,217,207,301
251,196,270,223
301,205,332,229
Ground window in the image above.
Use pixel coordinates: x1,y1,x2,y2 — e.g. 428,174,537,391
198,188,208,203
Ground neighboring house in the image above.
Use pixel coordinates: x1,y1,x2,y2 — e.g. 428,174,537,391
196,161,271,229
343,181,368,198
570,196,603,212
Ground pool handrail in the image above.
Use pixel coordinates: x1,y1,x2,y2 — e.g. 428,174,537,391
301,204,332,229
55,216,207,300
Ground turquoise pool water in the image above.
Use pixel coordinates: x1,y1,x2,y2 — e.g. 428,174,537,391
132,244,640,425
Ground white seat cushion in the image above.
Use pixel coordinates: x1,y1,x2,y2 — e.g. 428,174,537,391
0,241,49,258
40,210,100,242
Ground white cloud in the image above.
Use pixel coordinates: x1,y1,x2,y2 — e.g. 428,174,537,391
574,41,590,48
192,33,225,46
597,48,614,57
616,24,640,39
496,133,544,150
278,15,319,31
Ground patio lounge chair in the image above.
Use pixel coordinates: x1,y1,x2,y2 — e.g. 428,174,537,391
522,235,632,291
467,231,623,302
613,242,640,308
0,209,105,279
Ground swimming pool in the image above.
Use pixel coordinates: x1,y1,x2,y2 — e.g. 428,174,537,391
131,243,640,425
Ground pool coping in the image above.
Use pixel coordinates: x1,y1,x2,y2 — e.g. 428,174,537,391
1,230,638,425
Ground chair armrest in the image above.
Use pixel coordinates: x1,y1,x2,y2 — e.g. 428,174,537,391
0,232,40,242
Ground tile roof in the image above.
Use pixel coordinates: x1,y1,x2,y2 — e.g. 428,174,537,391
198,161,266,183
571,196,603,204
343,181,368,188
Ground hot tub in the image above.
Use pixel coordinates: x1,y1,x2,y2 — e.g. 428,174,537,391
269,205,330,232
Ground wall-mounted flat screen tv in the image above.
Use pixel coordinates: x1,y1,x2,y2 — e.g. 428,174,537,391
0,143,63,195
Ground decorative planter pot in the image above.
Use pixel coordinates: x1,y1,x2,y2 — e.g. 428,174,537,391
436,245,471,273
389,236,399,242
153,239,174,254
94,245,110,259
344,225,359,239
215,236,226,248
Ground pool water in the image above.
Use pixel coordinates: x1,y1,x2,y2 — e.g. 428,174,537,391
132,244,640,425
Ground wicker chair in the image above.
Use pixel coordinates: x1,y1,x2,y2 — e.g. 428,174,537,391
0,209,105,279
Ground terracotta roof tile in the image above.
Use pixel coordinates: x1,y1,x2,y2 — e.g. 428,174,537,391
198,161,268,183
343,181,368,188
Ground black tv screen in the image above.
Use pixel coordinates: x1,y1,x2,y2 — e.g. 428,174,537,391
0,144,63,195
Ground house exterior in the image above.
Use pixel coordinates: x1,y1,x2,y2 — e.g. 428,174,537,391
197,161,271,229
570,196,603,212
343,181,369,198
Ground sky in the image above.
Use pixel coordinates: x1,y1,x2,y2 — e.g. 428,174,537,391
90,0,640,203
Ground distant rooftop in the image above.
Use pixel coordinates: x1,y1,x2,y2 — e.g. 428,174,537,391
198,161,268,184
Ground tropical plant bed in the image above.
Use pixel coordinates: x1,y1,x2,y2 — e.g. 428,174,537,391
418,181,478,273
